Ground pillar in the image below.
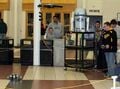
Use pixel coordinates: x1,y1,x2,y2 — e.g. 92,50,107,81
33,0,41,65
9,0,22,46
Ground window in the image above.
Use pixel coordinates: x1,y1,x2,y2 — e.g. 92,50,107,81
26,12,33,38
64,13,70,32
26,12,71,38
55,13,61,22
64,13,70,25
46,13,52,25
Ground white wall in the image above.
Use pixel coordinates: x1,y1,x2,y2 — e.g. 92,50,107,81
7,0,14,39
86,0,103,16
21,11,26,39
77,0,83,8
17,0,22,45
103,0,120,22
77,0,120,22
17,0,26,43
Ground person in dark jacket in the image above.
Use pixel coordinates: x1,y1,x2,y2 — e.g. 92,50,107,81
102,22,117,77
0,18,7,44
0,19,7,38
41,23,46,39
97,29,108,73
94,21,107,73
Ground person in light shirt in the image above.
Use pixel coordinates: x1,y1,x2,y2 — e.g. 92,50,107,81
45,15,64,40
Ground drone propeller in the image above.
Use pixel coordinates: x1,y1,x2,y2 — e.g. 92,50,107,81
44,4,63,8
38,4,63,8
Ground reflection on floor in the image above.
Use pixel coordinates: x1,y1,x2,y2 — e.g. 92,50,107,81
66,50,94,60
0,64,119,89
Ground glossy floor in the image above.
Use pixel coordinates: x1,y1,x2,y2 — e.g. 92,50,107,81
0,64,120,89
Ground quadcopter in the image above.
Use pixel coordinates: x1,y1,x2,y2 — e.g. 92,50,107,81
38,4,63,8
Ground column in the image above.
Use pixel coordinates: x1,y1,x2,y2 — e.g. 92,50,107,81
17,0,22,45
9,0,22,46
33,0,41,65
8,0,14,40
14,0,18,46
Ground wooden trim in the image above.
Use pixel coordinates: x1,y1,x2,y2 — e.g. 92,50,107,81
23,3,34,11
22,0,77,11
43,0,76,4
23,0,77,4
23,4,76,11
0,0,10,10
0,3,9,10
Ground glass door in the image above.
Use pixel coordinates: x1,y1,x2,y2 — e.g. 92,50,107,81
55,13,61,22
45,13,52,27
25,12,71,38
64,13,70,32
26,12,34,38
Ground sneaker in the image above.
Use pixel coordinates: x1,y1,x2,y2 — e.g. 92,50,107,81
94,65,97,69
104,73,111,79
116,77,120,82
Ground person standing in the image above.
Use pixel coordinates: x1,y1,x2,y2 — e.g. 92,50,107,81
95,21,102,42
45,15,64,40
110,19,117,29
110,19,120,50
0,18,7,44
45,15,64,66
102,22,117,77
94,21,107,73
0,19,7,38
95,21,101,68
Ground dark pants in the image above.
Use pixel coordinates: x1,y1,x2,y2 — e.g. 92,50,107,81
97,49,107,73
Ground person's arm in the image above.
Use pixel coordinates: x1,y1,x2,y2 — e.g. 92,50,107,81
111,30,117,51
44,23,53,39
44,24,49,39
60,23,64,38
5,23,7,34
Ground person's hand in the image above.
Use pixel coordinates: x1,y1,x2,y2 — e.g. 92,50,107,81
105,45,109,49
101,45,105,49
48,28,53,34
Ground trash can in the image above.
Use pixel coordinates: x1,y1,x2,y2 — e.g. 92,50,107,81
40,40,53,66
20,39,33,65
0,39,14,64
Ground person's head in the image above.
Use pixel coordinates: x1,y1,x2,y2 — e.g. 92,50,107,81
0,18,3,23
53,15,59,23
110,19,117,28
103,22,111,31
95,21,101,29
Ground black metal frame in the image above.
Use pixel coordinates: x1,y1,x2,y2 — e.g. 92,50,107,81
64,32,95,71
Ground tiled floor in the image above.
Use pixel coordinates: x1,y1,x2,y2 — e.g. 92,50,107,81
0,64,120,89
